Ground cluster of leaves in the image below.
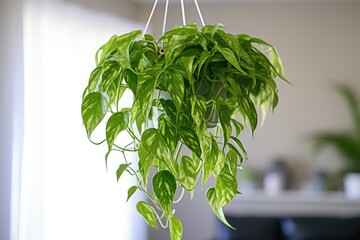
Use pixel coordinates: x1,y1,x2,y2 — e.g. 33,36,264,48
81,23,287,240
311,84,360,174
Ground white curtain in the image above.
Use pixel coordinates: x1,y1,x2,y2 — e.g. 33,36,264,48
18,0,147,240
0,0,24,240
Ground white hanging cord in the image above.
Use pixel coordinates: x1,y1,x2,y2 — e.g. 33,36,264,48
194,0,205,27
181,0,187,26
162,0,170,35
144,0,159,34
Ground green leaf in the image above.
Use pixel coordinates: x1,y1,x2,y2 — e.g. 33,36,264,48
106,111,129,150
216,46,246,75
160,99,177,123
202,138,219,185
215,165,237,206
179,126,202,158
182,56,196,84
137,68,162,121
239,95,258,133
141,128,165,159
231,118,244,137
123,69,138,95
197,51,211,76
216,30,241,57
116,163,130,182
159,24,200,42
206,187,235,230
230,136,248,160
107,80,126,108
250,37,287,81
158,117,179,155
87,66,103,92
190,96,207,131
202,23,223,36
227,143,244,163
100,61,120,91
179,156,201,191
131,100,145,133
81,92,109,138
213,152,226,176
226,149,238,176
217,104,231,145
161,69,185,113
170,216,183,240
126,185,137,202
136,201,157,228
138,147,153,185
95,35,117,64
152,170,177,214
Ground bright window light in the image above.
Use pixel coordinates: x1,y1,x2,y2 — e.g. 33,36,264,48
21,1,146,240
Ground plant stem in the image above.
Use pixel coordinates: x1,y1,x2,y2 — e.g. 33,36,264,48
173,186,185,204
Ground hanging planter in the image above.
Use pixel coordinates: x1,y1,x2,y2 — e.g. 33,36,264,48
81,1,288,239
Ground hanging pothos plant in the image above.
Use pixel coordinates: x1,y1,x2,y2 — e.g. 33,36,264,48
81,23,287,240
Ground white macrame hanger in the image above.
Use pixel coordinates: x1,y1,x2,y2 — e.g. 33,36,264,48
143,0,206,36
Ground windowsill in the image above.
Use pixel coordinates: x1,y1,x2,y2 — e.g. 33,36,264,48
224,190,360,217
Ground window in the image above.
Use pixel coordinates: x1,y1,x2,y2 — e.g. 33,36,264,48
19,1,146,239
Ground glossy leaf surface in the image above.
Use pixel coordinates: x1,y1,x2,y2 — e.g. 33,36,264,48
81,92,109,138
152,170,177,214
136,201,157,228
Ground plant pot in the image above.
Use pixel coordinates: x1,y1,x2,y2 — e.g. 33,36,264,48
343,173,360,199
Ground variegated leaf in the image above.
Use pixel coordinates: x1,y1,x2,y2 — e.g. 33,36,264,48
81,92,109,138
190,95,207,131
136,201,157,228
170,216,183,240
106,111,129,150
206,187,234,230
202,138,219,185
179,126,202,158
152,170,177,214
215,165,237,206
179,156,200,191
138,147,153,186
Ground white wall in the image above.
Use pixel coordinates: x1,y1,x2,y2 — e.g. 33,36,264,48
65,0,136,19
134,2,360,240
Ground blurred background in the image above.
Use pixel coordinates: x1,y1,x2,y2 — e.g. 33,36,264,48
1,0,359,240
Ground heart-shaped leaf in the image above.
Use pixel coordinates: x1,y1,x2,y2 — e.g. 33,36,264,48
190,96,207,131
206,187,234,230
137,74,157,121
141,128,165,160
106,111,129,150
202,138,219,185
215,165,237,206
136,201,157,228
178,156,200,191
138,147,153,186
170,216,183,240
161,69,184,113
152,170,177,214
81,92,109,138
158,117,179,155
